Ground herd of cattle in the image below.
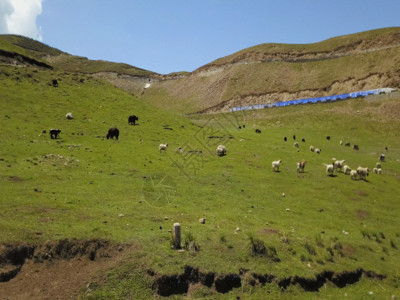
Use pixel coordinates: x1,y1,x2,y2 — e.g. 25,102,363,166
50,113,388,181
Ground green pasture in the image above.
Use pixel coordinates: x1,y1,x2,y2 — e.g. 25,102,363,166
1,65,400,299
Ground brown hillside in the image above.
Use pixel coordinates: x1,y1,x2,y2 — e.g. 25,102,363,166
137,27,400,114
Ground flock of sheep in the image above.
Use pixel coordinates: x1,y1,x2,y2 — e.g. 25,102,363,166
272,135,386,181
60,112,387,182
202,132,386,182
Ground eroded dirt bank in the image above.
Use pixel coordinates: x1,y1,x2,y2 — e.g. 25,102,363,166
151,265,386,297
0,239,128,300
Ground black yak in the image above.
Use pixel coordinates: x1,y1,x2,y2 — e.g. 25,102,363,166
107,128,119,140
49,129,61,139
128,115,139,125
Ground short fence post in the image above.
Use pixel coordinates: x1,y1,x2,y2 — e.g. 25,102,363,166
173,223,181,249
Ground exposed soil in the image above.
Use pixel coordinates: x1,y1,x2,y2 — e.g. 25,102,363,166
150,265,386,296
0,49,52,69
356,210,370,219
0,239,130,300
195,75,400,114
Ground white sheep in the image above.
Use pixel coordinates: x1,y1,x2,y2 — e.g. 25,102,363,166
310,145,315,152
333,159,346,172
343,165,351,175
159,143,168,153
272,159,282,172
350,170,358,180
216,145,226,156
297,160,306,173
294,142,299,148
356,167,369,180
376,162,381,169
373,167,382,174
324,163,335,176
65,112,74,120
315,148,321,154
340,140,343,146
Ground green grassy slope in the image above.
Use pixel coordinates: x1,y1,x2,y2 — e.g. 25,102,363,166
0,34,156,76
205,27,400,67
1,65,400,298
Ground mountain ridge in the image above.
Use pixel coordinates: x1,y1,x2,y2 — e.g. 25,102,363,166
1,27,399,114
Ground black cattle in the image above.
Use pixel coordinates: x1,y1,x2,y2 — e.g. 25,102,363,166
128,115,139,125
353,144,359,151
49,129,61,139
52,79,58,87
301,138,305,143
255,129,261,133
107,127,119,140
326,136,331,140
238,126,241,129
284,137,287,142
293,135,296,140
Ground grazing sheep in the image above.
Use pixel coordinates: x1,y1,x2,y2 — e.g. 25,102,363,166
284,137,287,142
107,128,119,140
294,142,299,148
326,136,331,140
65,112,74,120
255,129,261,133
310,145,315,152
49,129,61,139
376,162,381,168
385,146,388,151
379,154,385,162
176,147,183,154
297,160,306,173
373,167,382,174
340,140,343,146
353,144,359,151
333,160,346,172
301,138,305,143
159,143,169,153
238,126,241,129
128,115,139,125
293,135,296,140
350,170,358,180
216,145,226,156
272,160,282,172
52,79,58,87
345,142,350,147
315,148,321,154
343,165,351,175
356,167,369,180
324,163,335,176
377,168,382,174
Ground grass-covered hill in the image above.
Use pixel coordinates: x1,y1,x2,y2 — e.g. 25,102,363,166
140,27,400,113
0,34,156,77
1,60,400,299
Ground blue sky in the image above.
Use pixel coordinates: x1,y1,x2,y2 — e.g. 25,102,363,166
1,0,399,74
